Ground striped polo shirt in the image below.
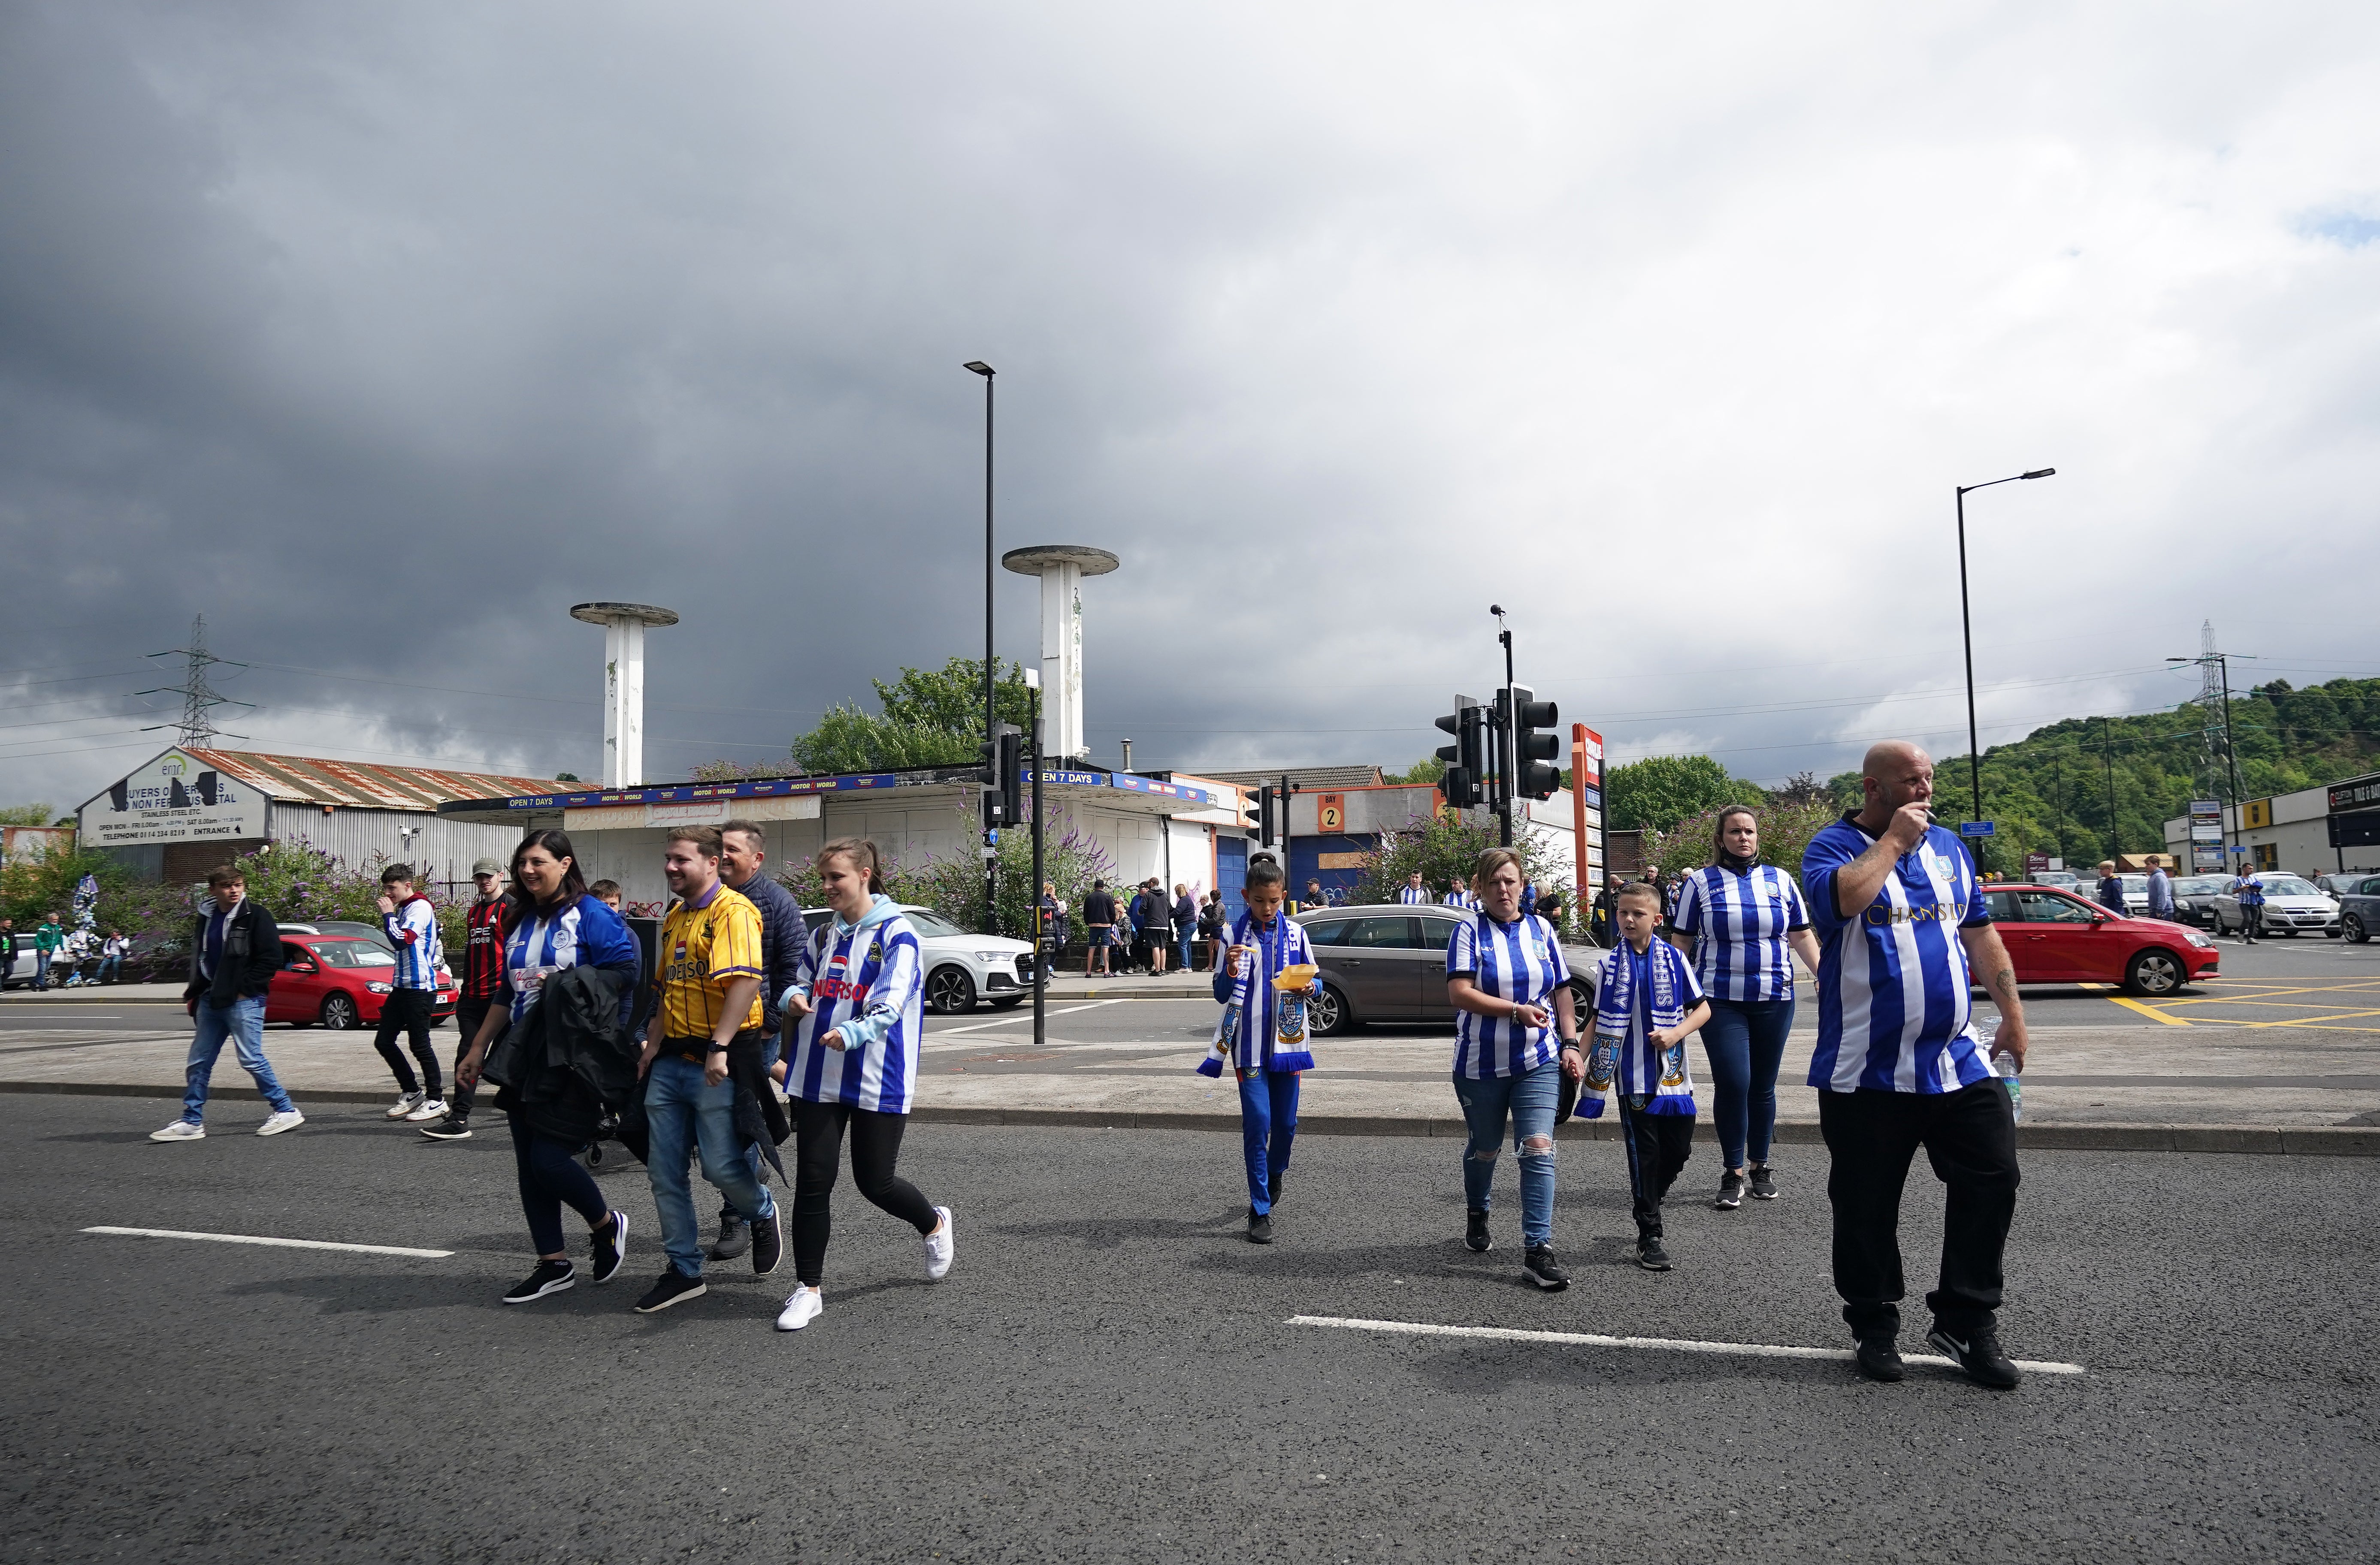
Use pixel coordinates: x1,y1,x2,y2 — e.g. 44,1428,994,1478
1802,812,1992,1094
784,904,925,1113
1669,864,1810,1003
1446,911,1571,1079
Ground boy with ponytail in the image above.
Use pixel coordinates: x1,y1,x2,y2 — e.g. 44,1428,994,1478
1198,855,1322,1245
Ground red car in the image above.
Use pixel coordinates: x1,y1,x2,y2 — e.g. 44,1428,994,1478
269,934,457,1031
1980,883,2220,997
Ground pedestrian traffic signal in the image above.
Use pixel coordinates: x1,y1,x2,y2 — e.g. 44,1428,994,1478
980,724,1023,825
1434,699,1486,809
1510,685,1561,801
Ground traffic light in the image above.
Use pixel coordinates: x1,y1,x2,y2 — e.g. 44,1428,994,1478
980,724,1023,825
1510,684,1561,800
1256,783,1278,845
1434,698,1487,809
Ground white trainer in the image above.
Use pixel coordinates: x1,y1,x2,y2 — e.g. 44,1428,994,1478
405,1097,449,1123
385,1091,425,1120
257,1109,306,1136
776,1284,824,1332
149,1120,205,1142
924,1206,955,1281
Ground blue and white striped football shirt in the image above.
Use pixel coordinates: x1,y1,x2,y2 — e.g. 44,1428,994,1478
1397,885,1433,905
785,902,926,1115
384,897,442,991
1442,889,1477,909
500,894,641,1028
1669,864,1810,1003
1446,912,1571,1079
1802,813,1993,1094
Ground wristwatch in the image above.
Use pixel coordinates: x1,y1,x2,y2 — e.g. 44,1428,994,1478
707,1042,730,1054
1559,1038,1580,1051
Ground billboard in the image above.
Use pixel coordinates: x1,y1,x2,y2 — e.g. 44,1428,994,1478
78,748,269,849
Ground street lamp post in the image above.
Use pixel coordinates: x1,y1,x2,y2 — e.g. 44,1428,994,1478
1954,468,2056,832
965,360,997,934
1491,604,1516,848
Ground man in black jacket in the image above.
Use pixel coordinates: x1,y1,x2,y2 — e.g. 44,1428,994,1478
151,864,304,1142
707,819,807,1261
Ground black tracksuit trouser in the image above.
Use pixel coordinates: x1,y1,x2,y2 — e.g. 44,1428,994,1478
372,988,442,1100
1818,1080,2020,1337
1616,1094,1695,1240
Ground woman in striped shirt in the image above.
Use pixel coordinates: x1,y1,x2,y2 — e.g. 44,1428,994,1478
1445,846,1582,1291
771,837,953,1332
1665,806,1821,1209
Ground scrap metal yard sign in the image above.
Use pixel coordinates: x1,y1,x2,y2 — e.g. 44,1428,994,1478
79,748,268,849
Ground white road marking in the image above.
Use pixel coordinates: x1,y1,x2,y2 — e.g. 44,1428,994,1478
925,999,1130,1038
1289,1314,2086,1375
83,1226,454,1258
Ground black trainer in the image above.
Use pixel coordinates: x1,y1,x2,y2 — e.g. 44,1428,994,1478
589,1210,628,1284
502,1259,576,1305
1748,1165,1778,1201
1714,1172,1745,1210
1855,1332,1906,1382
1465,1209,1493,1253
1636,1236,1672,1272
418,1115,472,1142
1926,1320,2022,1389
1522,1245,1570,1290
632,1268,707,1314
708,1213,751,1261
750,1208,783,1276
1246,1206,1274,1245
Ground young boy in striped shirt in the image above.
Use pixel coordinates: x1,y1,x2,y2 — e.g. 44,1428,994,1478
1582,881,1712,1271
1204,856,1320,1245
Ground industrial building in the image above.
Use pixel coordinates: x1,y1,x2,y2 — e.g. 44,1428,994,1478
2161,771,2380,878
78,745,558,888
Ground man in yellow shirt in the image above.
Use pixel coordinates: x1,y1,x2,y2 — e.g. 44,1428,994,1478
632,826,781,1314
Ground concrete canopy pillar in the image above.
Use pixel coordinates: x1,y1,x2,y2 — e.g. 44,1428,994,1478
570,602,679,788
1001,545,1119,762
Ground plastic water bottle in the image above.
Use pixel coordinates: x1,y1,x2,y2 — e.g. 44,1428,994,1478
1979,1018,2020,1123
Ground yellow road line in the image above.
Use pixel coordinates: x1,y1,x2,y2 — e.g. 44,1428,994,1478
2240,1007,2380,1029
2107,996,2190,1026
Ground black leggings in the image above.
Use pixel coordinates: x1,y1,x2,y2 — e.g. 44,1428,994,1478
792,1100,937,1286
510,1115,609,1257
372,988,442,1099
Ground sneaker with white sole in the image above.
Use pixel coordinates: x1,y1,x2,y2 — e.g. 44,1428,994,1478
503,1260,576,1304
632,1268,707,1314
384,1091,426,1120
257,1109,305,1136
589,1210,628,1284
149,1119,206,1142
404,1097,449,1123
924,1207,955,1281
776,1284,824,1331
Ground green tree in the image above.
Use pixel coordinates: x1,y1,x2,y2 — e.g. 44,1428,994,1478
1644,795,1844,885
0,802,56,828
1350,812,1572,919
1606,754,1763,833
1383,755,1446,785
871,657,1037,735
693,656,1040,780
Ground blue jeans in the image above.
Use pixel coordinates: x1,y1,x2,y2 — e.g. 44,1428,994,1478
96,955,122,984
1237,1068,1299,1215
1452,1059,1560,1247
1176,929,1195,971
34,952,51,988
182,994,294,1122
1701,995,1795,1170
645,1054,775,1278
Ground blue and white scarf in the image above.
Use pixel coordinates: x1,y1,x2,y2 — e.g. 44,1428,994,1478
1196,910,1316,1076
1580,939,1703,1118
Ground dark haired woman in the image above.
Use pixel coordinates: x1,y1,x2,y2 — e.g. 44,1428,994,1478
456,830,644,1302
1664,807,1821,1209
772,837,952,1331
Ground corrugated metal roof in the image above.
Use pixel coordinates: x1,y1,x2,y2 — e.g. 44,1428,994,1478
184,748,560,812
1200,765,1386,788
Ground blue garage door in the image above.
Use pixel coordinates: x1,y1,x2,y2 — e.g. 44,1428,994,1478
1217,835,1249,924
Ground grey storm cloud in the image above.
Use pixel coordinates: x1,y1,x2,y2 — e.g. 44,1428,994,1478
3,0,2377,809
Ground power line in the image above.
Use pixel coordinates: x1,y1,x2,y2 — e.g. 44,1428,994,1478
130,617,254,747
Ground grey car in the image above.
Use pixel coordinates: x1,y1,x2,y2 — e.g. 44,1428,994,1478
2335,874,2380,944
1291,904,1597,1035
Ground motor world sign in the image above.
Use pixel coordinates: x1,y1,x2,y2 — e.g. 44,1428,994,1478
79,748,268,849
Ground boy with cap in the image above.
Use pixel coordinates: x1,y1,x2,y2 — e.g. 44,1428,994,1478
421,858,509,1141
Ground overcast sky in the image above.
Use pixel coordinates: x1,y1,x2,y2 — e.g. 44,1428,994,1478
4,1,2377,812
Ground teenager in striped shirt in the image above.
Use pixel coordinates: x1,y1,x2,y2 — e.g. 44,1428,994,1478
771,838,953,1332
1398,872,1432,905
1667,807,1821,1209
1445,846,1581,1290
373,864,448,1123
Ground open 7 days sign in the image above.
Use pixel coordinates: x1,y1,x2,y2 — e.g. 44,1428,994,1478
79,749,268,849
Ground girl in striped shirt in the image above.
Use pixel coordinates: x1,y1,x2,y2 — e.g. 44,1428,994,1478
1445,847,1582,1291
771,838,953,1331
1204,855,1320,1245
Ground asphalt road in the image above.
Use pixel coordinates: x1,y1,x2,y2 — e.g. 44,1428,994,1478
3,1094,2373,1562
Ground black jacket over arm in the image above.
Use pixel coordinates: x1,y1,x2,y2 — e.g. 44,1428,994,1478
485,965,638,1146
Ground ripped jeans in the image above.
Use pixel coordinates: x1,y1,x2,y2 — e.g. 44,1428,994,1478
1452,1058,1560,1248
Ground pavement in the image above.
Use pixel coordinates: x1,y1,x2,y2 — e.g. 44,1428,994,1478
9,941,2380,1149
3,1093,2374,1562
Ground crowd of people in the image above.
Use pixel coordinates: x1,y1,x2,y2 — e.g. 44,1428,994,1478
130,739,2037,1384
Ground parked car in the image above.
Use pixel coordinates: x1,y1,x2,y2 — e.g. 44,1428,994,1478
799,904,1037,1015
280,919,396,952
2206,874,2342,938
2166,875,2231,929
268,933,456,1030
1980,884,2221,996
2332,874,2380,944
2032,870,2081,891
3,933,39,990
1288,904,1599,1035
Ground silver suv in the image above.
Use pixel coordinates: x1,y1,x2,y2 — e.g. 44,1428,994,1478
1291,904,1597,1035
